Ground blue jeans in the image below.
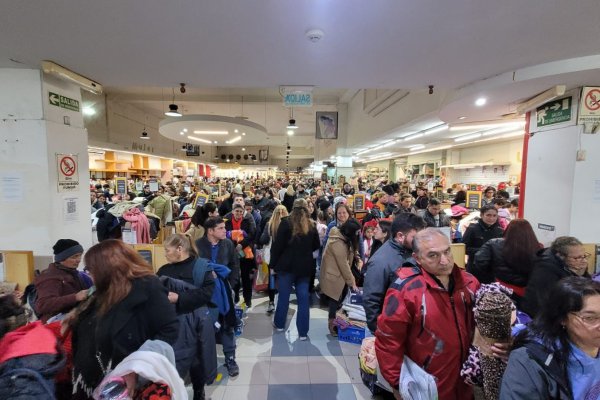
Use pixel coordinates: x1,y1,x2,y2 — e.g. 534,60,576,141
274,272,310,336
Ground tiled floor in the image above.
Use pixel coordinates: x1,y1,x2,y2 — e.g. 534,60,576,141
187,292,387,400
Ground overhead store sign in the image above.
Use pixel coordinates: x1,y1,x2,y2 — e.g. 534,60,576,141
48,91,80,112
56,154,79,192
578,87,600,133
536,96,572,127
281,86,313,107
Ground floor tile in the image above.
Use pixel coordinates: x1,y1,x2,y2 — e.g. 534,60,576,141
305,338,343,356
353,383,378,400
343,355,363,384
235,336,272,357
269,356,310,384
222,384,269,400
310,383,357,400
307,356,352,384
268,384,311,400
225,356,270,386
339,340,362,356
204,383,227,400
271,334,309,356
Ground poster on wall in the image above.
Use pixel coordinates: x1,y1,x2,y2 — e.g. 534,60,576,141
63,197,78,223
56,154,79,193
315,112,338,139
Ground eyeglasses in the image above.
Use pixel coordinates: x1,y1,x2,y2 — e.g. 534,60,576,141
570,313,600,328
566,253,591,262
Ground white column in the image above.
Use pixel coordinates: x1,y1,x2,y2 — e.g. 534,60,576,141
0,68,92,262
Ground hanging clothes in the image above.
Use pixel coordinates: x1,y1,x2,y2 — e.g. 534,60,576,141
123,207,152,244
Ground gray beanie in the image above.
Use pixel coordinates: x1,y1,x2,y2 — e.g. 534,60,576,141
53,239,84,262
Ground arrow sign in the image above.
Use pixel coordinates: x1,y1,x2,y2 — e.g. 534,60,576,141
536,96,572,127
550,102,561,111
49,92,59,106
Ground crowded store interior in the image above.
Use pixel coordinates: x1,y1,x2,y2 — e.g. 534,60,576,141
2,2,600,400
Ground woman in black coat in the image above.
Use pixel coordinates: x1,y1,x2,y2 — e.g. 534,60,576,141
70,240,178,399
462,205,504,273
270,198,320,339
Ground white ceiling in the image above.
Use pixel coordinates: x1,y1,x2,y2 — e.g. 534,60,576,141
3,0,600,157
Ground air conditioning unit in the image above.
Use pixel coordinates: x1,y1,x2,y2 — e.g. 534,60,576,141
41,60,103,94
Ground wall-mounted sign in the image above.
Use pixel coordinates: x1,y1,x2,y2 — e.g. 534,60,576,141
115,177,127,195
353,194,366,211
56,154,79,192
536,96,572,127
578,87,600,133
148,179,159,192
537,223,555,231
466,191,482,209
48,91,80,112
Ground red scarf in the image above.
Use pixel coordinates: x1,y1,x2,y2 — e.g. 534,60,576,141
231,216,242,231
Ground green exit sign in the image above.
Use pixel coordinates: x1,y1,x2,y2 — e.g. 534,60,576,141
536,96,572,127
48,91,80,112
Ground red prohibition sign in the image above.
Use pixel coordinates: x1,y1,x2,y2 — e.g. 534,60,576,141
585,89,600,111
60,156,76,176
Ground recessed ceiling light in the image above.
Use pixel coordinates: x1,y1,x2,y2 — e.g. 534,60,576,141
183,128,188,132
242,148,246,151
82,107,96,116
475,98,487,107
179,131,184,135
213,141,218,144
234,129,239,133
242,132,246,136
458,116,467,120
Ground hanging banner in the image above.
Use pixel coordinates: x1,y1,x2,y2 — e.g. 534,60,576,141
56,154,79,193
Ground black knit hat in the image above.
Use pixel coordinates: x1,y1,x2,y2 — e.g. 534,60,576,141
318,200,331,212
381,185,395,196
53,239,84,263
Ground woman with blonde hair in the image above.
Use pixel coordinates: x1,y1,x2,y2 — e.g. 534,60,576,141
270,198,320,339
70,239,179,399
258,205,289,313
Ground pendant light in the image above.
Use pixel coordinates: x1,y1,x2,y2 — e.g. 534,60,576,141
140,115,150,139
286,107,298,130
165,88,182,117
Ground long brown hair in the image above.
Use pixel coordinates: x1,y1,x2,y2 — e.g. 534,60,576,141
84,239,154,316
268,205,288,238
290,198,312,237
502,219,540,275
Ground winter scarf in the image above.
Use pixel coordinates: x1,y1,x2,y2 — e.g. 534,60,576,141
123,207,152,244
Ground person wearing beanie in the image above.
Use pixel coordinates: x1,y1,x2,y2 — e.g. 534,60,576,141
33,239,92,323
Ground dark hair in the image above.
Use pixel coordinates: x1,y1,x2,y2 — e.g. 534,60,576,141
339,218,361,251
378,220,392,242
428,198,441,207
502,219,539,275
191,202,217,228
513,277,600,370
290,198,312,237
264,199,278,212
492,198,507,207
391,213,426,238
496,189,510,200
204,216,225,231
510,198,519,208
335,203,353,221
453,190,467,205
479,204,497,215
484,186,496,194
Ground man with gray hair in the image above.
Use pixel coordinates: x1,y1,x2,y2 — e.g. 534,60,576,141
375,228,509,400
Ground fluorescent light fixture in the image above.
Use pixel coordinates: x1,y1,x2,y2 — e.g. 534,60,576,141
381,140,397,148
406,145,453,156
449,120,525,131
455,133,482,142
213,141,218,144
458,116,467,120
82,107,96,116
481,127,523,137
225,136,242,144
187,136,211,144
409,144,425,151
403,133,424,141
423,124,448,135
516,85,566,115
475,97,487,107
193,130,228,135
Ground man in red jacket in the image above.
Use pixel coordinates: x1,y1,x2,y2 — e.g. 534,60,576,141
375,228,509,400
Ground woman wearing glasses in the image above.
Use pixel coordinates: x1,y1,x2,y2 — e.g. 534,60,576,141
500,277,600,399
522,236,591,318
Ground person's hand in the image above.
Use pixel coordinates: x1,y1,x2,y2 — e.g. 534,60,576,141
356,259,364,270
75,289,88,302
491,342,512,362
12,290,23,300
351,284,360,293
168,292,179,304
236,244,243,251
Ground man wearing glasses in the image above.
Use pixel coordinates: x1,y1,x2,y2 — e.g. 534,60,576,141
522,236,592,318
375,228,509,400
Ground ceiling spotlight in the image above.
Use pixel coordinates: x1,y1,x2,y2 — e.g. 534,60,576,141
242,132,246,136
213,141,218,144
475,97,487,107
242,148,246,151
179,131,184,135
287,130,294,136
234,129,239,133
183,128,188,132
82,107,96,116
140,130,150,140
165,103,182,117
287,119,298,130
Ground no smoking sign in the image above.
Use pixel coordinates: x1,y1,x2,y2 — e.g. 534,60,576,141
577,87,600,132
56,154,79,192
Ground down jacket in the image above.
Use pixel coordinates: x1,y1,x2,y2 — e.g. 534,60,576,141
320,227,356,301
375,262,480,400
472,238,532,286
34,263,89,323
462,219,503,272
